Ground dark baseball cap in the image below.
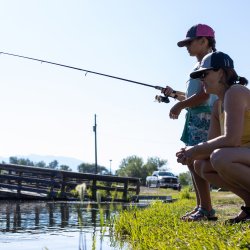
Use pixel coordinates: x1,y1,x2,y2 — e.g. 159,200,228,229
177,24,215,47
190,51,234,79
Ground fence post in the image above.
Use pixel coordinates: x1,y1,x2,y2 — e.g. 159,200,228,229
60,172,66,199
136,179,141,195
123,180,128,201
17,171,23,198
48,173,55,199
8,170,12,184
92,179,97,201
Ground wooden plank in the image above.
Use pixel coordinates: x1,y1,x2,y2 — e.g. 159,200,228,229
0,164,140,183
0,174,57,186
0,183,51,195
0,188,47,199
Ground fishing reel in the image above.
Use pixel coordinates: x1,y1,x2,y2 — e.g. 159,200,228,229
155,95,170,103
155,89,178,104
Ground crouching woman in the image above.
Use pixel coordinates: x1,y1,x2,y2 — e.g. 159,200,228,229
176,51,250,223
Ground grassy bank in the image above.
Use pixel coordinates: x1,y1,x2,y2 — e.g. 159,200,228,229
113,188,250,249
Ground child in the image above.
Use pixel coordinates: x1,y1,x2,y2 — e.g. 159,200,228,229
162,24,217,220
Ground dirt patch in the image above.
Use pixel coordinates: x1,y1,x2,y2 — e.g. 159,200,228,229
140,186,160,194
139,186,180,196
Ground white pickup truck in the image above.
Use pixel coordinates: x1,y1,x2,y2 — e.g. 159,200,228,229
146,171,181,190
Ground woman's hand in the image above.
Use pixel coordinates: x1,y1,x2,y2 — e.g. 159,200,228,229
176,147,194,165
176,149,186,165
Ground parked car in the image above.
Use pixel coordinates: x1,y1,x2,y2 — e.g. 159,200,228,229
146,171,181,190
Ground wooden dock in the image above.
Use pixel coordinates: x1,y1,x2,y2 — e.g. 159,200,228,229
0,163,140,202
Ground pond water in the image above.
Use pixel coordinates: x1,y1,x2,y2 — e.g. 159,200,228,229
0,201,131,250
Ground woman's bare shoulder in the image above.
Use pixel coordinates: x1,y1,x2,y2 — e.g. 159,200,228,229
225,85,250,108
226,85,250,99
227,84,249,94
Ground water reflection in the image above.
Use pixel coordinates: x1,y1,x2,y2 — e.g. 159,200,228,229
0,201,127,250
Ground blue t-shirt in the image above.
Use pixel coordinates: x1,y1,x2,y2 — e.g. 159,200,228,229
186,64,217,108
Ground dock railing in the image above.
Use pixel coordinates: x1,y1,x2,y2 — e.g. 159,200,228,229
0,163,141,202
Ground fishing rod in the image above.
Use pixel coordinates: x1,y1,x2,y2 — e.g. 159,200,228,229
0,51,177,103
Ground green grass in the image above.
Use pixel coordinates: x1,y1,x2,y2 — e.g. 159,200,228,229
112,189,250,250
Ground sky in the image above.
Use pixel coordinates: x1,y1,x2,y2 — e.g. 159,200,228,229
0,0,250,175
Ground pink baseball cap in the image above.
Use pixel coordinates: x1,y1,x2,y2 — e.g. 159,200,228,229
177,24,215,47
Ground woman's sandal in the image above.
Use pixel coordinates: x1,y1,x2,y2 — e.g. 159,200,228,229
185,207,218,221
180,207,199,220
225,206,250,225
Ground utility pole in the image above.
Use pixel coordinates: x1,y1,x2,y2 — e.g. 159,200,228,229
93,114,98,174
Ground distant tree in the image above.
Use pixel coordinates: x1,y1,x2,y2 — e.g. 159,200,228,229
145,157,168,172
78,163,108,174
9,156,34,166
116,155,169,185
59,165,72,171
27,159,35,166
178,171,192,186
19,158,34,166
18,158,28,165
9,156,18,164
116,155,144,178
141,157,168,183
78,163,93,173
48,160,59,169
35,161,46,168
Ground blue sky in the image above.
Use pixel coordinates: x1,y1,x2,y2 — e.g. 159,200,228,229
0,0,249,174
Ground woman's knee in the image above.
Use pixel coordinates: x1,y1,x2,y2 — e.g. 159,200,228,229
193,160,203,176
210,148,229,172
194,159,213,179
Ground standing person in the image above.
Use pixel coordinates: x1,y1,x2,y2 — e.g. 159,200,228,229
176,51,250,223
162,24,218,220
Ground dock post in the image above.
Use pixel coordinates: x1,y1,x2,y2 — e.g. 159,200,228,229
92,179,97,201
123,180,128,201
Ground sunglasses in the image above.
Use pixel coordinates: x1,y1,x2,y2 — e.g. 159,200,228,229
200,70,211,79
200,68,219,79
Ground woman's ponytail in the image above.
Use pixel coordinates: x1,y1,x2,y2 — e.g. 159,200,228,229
224,69,248,86
237,76,248,86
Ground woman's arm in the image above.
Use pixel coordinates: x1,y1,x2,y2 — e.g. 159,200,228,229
184,87,247,159
176,100,221,162
207,100,221,140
